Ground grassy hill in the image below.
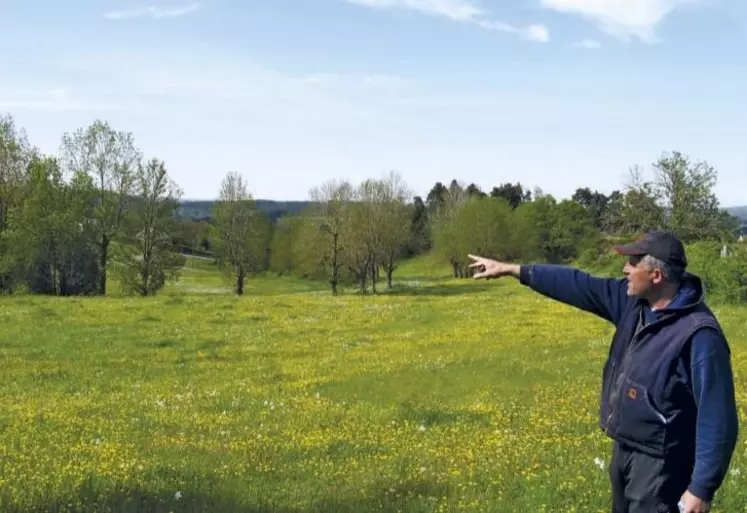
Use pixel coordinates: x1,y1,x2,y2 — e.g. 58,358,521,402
1,256,745,512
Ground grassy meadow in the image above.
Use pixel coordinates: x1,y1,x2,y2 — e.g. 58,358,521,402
1,255,745,512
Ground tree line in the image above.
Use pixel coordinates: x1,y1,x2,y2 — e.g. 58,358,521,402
268,157,742,295
1,113,743,298
0,114,272,297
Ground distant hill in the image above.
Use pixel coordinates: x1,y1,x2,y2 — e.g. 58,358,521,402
176,200,312,222
176,199,747,226
726,206,747,221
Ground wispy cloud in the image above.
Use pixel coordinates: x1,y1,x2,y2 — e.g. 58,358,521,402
300,73,408,89
0,88,119,112
573,38,602,49
344,0,550,42
540,0,694,42
103,3,200,20
51,51,418,130
346,0,483,21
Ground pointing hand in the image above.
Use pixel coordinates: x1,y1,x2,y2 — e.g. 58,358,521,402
468,254,520,280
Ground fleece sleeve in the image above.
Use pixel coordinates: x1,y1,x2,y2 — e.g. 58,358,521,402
687,328,739,502
519,264,631,325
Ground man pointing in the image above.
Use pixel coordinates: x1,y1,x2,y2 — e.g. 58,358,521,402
469,231,738,513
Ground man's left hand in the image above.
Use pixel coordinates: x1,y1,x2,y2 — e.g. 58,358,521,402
680,490,710,513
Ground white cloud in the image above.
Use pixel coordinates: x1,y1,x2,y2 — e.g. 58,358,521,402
526,24,551,42
345,0,550,42
345,0,484,22
573,38,602,48
103,3,200,20
540,0,694,42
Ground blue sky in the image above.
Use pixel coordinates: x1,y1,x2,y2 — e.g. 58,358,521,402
1,1,746,206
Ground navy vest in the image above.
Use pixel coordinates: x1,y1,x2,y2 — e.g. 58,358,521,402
599,300,723,457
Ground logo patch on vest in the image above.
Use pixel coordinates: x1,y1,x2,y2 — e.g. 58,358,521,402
627,388,637,400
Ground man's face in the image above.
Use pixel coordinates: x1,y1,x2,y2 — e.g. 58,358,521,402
622,255,657,297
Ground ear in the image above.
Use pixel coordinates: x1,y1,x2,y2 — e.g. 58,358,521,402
650,268,665,285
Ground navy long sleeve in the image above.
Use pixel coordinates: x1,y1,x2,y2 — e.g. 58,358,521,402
519,264,631,325
687,327,739,501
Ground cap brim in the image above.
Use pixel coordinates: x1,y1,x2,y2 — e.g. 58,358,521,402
614,243,647,256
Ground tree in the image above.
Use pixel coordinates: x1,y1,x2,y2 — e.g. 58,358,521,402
601,190,625,233
431,181,469,277
619,166,666,235
269,214,303,275
466,183,486,198
115,159,184,296
0,113,31,292
308,179,355,295
426,181,448,214
5,155,100,295
357,178,384,293
455,196,515,265
341,201,371,294
376,171,413,289
652,151,725,242
406,195,430,256
572,187,610,231
521,195,596,264
212,172,269,295
60,120,140,295
490,182,532,209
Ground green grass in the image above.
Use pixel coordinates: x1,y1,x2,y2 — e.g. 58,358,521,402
0,255,745,512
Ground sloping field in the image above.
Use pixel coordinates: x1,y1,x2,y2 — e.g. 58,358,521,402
1,260,744,512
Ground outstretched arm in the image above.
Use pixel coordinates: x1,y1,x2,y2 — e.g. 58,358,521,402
469,255,631,325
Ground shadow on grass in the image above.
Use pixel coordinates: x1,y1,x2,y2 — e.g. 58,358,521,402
5,479,452,513
383,281,505,296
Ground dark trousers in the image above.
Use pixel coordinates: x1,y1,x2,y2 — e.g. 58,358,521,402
610,441,692,513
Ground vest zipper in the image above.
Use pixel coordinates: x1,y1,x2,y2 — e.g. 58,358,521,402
606,310,648,429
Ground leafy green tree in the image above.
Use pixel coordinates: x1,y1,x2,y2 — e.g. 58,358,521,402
341,201,371,294
601,190,625,233
431,181,469,277
490,182,532,209
455,196,514,263
406,195,430,255
115,159,184,296
426,181,448,214
618,166,666,235
466,183,486,198
290,210,333,281
60,120,140,295
572,187,610,231
212,172,269,295
521,195,596,264
5,155,100,295
269,214,304,275
0,113,31,292
652,151,729,242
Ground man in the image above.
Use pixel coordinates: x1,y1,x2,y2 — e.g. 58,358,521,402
468,231,738,513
